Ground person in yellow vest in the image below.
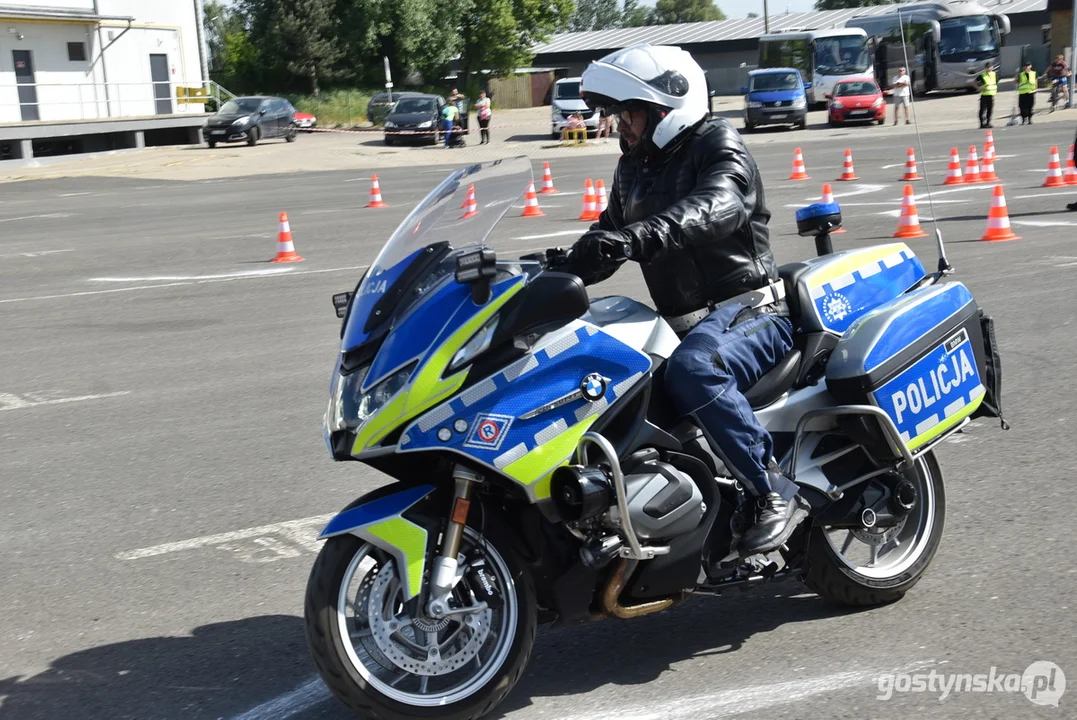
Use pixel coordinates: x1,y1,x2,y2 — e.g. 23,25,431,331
974,61,997,129
1016,61,1037,125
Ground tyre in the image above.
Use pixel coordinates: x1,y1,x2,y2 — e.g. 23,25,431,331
305,521,536,720
286,125,297,142
551,130,560,140
385,136,394,146
796,119,808,130
876,118,885,125
247,127,259,146
207,140,216,148
800,451,945,607
743,122,755,133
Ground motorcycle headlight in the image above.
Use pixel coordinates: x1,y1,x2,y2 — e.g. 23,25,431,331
384,120,397,128
353,363,415,425
832,100,844,109
747,101,763,109
448,315,499,373
872,97,884,108
417,120,432,129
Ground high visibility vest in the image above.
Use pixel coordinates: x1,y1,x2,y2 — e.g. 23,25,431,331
1018,70,1037,94
979,71,997,96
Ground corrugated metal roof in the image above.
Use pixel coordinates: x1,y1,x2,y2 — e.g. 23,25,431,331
533,0,1047,55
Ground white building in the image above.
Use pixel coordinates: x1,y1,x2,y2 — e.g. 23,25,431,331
0,1,210,161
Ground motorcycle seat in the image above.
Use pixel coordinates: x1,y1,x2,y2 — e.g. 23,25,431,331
743,348,802,409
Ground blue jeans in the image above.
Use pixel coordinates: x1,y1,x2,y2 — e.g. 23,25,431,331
664,303,797,500
442,119,454,147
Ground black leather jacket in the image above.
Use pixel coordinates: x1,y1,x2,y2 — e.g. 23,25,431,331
569,117,778,318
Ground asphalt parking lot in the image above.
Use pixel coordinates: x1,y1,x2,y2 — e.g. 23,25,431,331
2,117,1077,719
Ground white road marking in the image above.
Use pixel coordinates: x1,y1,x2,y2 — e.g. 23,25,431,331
1012,219,1077,227
1015,191,1077,199
58,192,91,197
879,153,1016,170
0,391,130,412
89,268,294,282
231,677,329,720
513,229,589,241
116,513,333,561
0,264,368,305
0,248,73,259
0,212,74,224
802,183,888,201
924,184,998,197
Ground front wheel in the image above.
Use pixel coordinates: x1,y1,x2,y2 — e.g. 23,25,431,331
286,125,297,142
800,451,945,606
247,127,259,146
305,523,536,720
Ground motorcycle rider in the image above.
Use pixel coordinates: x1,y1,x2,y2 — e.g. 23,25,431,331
555,44,808,555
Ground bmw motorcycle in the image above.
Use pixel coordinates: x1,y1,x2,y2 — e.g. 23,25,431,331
309,157,1004,719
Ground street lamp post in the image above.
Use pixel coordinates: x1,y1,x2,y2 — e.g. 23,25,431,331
764,0,770,33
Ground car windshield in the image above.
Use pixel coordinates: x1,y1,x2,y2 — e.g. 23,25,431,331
939,16,1000,61
220,98,263,114
341,156,534,352
750,73,800,92
814,36,872,75
835,81,879,96
554,82,581,100
393,98,435,114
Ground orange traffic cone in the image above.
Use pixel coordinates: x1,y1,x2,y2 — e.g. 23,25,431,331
893,185,929,239
984,129,996,164
964,146,982,184
1064,145,1077,186
1043,146,1066,188
579,179,599,221
837,149,859,181
820,184,846,233
460,184,479,219
539,161,558,194
520,181,544,217
595,179,608,215
980,185,1020,242
271,212,304,263
980,145,1000,182
789,147,810,180
901,148,922,181
365,174,388,208
943,148,965,185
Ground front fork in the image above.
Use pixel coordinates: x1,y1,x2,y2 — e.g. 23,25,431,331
426,466,479,618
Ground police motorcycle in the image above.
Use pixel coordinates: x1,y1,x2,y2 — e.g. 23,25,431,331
311,156,1004,720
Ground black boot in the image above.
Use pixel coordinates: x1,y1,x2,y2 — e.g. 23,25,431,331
739,492,809,555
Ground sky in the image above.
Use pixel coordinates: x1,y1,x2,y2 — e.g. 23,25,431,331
720,0,817,18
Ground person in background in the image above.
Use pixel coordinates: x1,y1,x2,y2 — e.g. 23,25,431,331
974,61,997,128
891,66,911,125
474,90,492,144
596,106,611,142
563,112,586,144
441,100,459,149
1048,54,1071,108
448,87,465,112
1069,127,1077,211
1017,61,1037,124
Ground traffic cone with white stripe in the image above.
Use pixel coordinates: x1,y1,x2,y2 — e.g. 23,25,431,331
271,212,304,262
980,144,1000,182
964,146,983,183
595,179,608,215
893,185,928,239
460,184,479,219
520,181,544,217
901,148,922,181
984,129,997,164
789,147,810,180
980,185,1020,242
943,148,965,185
365,174,388,208
539,161,558,194
837,149,859,181
1064,144,1077,186
1042,146,1066,188
579,179,599,221
820,184,845,233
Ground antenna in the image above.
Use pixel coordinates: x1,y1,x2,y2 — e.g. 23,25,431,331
897,8,953,276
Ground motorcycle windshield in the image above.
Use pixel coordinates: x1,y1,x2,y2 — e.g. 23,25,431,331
341,156,534,352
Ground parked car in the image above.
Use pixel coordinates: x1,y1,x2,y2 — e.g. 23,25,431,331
550,77,598,139
203,96,297,147
367,91,423,124
742,68,810,132
383,94,446,146
826,79,886,126
294,111,317,131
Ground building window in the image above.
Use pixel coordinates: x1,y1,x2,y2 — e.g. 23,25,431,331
68,42,87,62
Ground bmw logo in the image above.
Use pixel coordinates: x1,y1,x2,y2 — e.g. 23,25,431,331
580,373,608,402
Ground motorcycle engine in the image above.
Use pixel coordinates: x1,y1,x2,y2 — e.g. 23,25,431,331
552,457,704,541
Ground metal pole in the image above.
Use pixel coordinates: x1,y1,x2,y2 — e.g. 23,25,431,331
194,0,210,91
764,0,770,34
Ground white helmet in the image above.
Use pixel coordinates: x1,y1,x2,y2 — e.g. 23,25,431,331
580,44,709,154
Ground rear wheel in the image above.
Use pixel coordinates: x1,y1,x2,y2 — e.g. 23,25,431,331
286,125,297,142
207,140,217,148
305,523,536,720
247,127,259,146
800,451,945,606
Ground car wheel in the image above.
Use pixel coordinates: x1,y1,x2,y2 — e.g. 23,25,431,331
877,118,885,125
797,119,807,130
828,118,838,127
247,127,259,146
207,140,217,149
743,122,755,132
286,125,297,142
384,136,394,146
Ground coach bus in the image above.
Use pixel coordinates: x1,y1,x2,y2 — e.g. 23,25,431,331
758,28,874,106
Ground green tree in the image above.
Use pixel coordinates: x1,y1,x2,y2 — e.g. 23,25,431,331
813,0,900,9
458,0,573,88
651,0,725,24
568,0,623,32
203,1,260,91
240,0,345,95
622,0,654,26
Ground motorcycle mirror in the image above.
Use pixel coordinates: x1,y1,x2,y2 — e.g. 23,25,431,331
456,247,497,305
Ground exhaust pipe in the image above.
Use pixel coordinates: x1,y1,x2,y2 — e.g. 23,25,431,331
600,558,679,620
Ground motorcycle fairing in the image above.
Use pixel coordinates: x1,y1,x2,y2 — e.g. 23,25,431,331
319,484,436,600
399,320,652,502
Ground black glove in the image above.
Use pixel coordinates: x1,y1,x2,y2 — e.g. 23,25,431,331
571,229,634,269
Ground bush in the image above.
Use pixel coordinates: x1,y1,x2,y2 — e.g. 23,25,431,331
287,89,376,128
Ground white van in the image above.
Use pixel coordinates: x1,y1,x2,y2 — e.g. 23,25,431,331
550,77,600,139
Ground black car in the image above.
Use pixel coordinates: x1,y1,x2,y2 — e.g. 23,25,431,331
383,95,446,146
366,91,423,124
202,96,297,147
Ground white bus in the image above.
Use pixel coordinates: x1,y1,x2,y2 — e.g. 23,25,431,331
845,1,1011,94
758,29,874,107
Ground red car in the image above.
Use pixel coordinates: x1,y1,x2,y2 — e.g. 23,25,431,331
827,80,886,126
294,111,317,131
